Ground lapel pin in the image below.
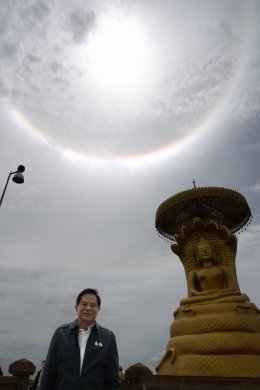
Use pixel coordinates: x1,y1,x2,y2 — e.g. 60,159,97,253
94,341,103,347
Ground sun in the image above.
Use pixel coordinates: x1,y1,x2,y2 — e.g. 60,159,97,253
84,10,155,94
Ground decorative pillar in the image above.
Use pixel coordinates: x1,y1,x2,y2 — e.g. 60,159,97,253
122,363,153,390
9,358,36,390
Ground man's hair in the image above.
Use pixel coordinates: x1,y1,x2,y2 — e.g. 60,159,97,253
76,288,101,308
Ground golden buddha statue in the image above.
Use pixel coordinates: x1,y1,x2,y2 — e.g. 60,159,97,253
155,186,260,377
188,236,235,296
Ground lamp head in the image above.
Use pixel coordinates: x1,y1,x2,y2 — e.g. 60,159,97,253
17,165,25,173
12,165,25,184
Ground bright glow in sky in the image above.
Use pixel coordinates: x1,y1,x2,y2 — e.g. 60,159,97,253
7,1,249,161
85,11,154,94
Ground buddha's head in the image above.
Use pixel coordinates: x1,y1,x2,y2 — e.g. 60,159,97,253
194,236,218,267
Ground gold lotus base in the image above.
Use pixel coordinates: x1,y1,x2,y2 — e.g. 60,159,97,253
157,354,260,377
156,297,260,377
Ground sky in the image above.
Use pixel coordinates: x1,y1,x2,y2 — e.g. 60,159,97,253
0,0,260,377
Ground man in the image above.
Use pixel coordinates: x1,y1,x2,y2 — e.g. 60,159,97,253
33,360,45,389
40,288,121,390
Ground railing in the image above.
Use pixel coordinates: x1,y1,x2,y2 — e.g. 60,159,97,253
0,358,35,390
2,359,259,390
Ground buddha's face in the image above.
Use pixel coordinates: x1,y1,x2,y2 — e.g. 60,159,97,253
197,241,213,262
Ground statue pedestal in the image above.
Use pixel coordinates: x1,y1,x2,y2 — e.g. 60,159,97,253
139,375,260,390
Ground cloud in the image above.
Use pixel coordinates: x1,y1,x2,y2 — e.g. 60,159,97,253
30,1,50,22
49,61,63,73
65,8,96,43
0,42,17,59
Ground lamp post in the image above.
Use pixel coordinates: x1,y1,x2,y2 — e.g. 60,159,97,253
0,165,25,208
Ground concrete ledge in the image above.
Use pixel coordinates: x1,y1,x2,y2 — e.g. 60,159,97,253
139,375,260,390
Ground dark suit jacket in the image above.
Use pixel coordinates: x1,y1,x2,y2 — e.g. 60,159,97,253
40,319,121,390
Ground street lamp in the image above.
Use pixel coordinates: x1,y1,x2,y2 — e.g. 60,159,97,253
0,165,25,208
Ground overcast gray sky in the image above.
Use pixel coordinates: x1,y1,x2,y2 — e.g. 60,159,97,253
0,0,260,376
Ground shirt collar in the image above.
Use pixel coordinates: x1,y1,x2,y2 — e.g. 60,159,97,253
69,319,99,332
79,323,94,333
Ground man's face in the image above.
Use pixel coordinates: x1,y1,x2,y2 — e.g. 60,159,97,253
76,293,100,328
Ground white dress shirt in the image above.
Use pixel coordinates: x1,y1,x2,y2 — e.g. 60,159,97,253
78,325,94,373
